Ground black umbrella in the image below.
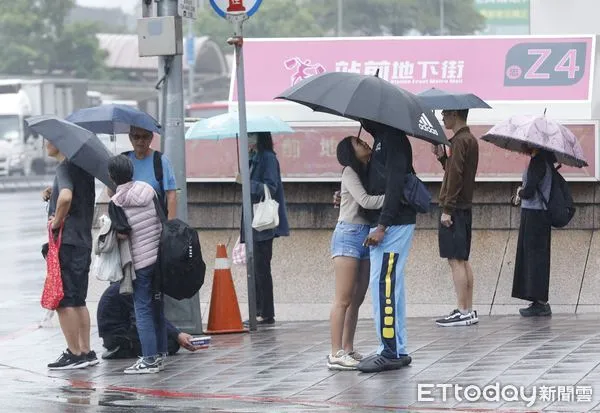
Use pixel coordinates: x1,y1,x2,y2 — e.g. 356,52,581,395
26,115,116,191
276,72,448,145
417,87,492,110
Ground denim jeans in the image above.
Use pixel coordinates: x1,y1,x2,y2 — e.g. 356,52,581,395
132,264,167,358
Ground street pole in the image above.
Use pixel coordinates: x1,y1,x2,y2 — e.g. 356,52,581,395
228,19,257,332
337,0,343,36
156,0,203,334
187,20,195,104
439,0,444,35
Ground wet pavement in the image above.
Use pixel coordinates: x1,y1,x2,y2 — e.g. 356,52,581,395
2,316,600,412
2,191,600,412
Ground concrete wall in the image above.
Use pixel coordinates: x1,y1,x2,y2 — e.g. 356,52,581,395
180,181,600,320
90,181,600,322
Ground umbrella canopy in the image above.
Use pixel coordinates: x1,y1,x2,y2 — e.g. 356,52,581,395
417,88,492,110
66,104,161,135
481,115,588,168
277,72,448,145
26,115,116,189
185,112,294,140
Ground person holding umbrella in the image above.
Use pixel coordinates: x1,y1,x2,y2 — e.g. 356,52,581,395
482,114,588,317
417,88,490,327
44,140,98,369
358,120,416,373
511,147,556,317
65,105,177,219
277,70,448,373
27,115,115,370
432,109,480,327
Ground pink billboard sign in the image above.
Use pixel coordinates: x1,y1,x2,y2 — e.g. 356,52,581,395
231,36,595,102
184,123,597,181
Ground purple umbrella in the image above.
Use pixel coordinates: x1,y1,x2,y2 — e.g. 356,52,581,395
482,115,588,168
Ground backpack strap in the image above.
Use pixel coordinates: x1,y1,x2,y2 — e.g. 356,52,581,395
153,195,167,223
535,158,554,209
153,150,164,199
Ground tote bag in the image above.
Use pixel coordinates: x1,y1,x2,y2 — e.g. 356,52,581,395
252,184,279,232
41,224,64,310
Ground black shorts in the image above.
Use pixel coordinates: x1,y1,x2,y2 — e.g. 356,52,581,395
58,244,91,308
438,209,472,261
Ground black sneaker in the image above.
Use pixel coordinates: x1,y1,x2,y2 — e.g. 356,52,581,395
519,302,552,317
436,309,475,327
48,349,89,370
84,350,99,366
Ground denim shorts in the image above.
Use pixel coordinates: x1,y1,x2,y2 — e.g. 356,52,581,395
330,221,371,260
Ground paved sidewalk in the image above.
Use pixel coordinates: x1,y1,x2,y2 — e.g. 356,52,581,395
1,315,600,412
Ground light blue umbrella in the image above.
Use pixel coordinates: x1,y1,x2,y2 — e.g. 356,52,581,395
185,112,294,140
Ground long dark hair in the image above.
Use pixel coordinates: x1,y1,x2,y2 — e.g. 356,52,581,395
256,131,274,153
336,136,368,184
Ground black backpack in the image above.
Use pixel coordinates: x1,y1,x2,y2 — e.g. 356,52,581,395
538,163,575,228
123,151,167,214
153,197,206,300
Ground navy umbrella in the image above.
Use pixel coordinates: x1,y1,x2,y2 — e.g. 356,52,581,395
66,104,161,135
417,88,492,110
26,115,116,190
276,72,448,145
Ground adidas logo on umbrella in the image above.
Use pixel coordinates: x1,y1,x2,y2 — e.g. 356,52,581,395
418,113,439,136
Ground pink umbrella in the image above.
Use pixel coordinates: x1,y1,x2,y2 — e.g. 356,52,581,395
481,114,588,168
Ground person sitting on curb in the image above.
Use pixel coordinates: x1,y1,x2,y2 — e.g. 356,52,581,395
97,283,201,360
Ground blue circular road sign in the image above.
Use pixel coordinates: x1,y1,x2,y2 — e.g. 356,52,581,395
209,0,262,18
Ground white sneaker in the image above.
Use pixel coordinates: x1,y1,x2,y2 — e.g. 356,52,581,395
124,357,160,374
327,350,359,371
470,310,479,324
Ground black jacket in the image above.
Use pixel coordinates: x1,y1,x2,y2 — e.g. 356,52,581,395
362,120,417,227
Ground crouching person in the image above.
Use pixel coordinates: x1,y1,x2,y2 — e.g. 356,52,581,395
98,283,199,359
108,154,167,374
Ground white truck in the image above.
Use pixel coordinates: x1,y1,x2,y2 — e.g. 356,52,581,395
0,78,88,176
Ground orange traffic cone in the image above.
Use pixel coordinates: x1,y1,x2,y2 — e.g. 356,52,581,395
206,244,247,334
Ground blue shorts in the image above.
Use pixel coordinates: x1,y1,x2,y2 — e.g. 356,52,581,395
330,221,371,260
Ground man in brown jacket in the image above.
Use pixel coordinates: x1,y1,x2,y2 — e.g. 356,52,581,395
432,109,479,327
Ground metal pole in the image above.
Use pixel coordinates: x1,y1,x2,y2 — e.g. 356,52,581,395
156,0,203,334
230,20,257,332
440,0,444,35
337,0,343,36
187,20,195,104
142,0,153,17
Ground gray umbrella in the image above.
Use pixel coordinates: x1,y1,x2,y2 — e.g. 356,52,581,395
277,72,449,145
26,115,115,190
417,88,492,110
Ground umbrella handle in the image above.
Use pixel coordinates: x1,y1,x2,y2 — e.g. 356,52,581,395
357,125,363,138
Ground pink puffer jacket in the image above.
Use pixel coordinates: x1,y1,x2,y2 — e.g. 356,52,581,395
111,181,162,270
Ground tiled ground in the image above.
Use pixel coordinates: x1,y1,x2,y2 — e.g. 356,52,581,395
1,315,600,412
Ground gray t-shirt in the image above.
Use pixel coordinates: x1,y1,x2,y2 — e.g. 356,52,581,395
48,160,95,250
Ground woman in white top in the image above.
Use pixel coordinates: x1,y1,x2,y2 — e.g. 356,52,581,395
328,136,385,371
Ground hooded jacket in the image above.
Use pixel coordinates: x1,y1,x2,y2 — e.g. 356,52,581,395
110,181,162,270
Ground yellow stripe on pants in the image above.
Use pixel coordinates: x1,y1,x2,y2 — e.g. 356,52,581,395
383,252,396,339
